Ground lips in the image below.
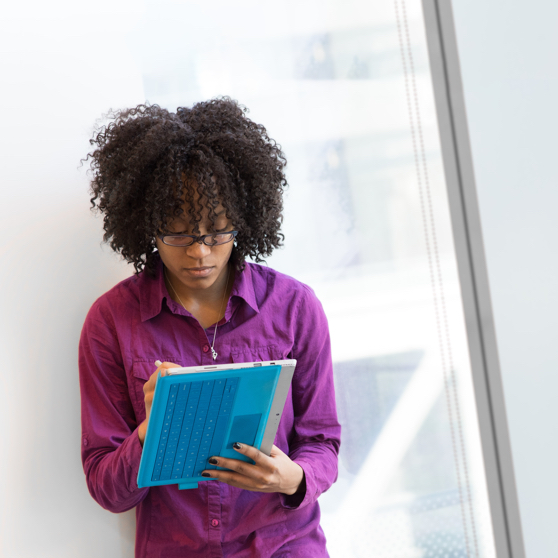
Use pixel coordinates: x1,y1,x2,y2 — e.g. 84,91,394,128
183,266,213,277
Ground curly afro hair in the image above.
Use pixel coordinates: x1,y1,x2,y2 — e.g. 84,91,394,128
85,98,287,276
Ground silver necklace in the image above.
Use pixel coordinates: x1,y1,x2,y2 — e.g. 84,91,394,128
165,267,230,361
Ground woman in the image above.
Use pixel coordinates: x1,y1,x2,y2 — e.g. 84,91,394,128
80,98,340,557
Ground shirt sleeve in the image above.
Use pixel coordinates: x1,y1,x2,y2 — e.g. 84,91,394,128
280,287,341,510
79,300,149,513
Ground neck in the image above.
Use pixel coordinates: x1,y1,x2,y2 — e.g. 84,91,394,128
164,264,232,327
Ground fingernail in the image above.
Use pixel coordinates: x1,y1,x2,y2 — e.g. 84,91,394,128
208,457,218,465
233,442,242,450
201,472,210,477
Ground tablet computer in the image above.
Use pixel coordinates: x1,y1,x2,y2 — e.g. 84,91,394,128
137,359,296,490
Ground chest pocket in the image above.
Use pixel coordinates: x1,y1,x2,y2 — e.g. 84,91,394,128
130,357,181,423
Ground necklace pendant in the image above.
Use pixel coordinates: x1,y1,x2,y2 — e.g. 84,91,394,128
211,347,218,361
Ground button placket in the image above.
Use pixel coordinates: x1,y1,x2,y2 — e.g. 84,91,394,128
197,326,215,364
207,482,223,556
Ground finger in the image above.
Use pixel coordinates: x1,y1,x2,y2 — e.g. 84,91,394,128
154,360,167,378
231,443,269,466
143,370,160,393
152,362,181,383
207,455,261,478
144,362,180,394
201,469,267,491
269,444,287,458
158,361,181,376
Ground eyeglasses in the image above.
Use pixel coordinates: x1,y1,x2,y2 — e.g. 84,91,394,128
158,230,238,247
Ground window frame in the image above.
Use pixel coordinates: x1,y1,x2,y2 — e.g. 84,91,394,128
421,1,526,556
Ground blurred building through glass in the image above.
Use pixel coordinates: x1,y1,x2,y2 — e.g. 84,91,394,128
128,0,498,555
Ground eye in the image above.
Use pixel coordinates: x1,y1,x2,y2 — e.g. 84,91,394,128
205,232,236,246
163,235,193,246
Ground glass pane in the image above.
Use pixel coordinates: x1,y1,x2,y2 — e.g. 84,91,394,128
129,1,497,556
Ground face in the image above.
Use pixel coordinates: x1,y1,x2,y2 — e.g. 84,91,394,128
156,198,235,293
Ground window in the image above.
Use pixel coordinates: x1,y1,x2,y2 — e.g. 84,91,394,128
131,1,499,555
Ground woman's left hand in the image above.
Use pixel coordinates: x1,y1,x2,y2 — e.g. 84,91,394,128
202,444,304,495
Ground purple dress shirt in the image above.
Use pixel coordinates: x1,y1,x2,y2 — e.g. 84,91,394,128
79,255,341,557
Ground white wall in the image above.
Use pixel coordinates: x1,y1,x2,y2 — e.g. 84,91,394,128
451,1,558,556
0,1,144,555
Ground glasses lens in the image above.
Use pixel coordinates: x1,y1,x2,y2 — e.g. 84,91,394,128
205,233,235,246
162,232,236,246
163,235,194,246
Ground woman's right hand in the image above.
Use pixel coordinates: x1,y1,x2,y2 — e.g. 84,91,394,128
138,361,181,446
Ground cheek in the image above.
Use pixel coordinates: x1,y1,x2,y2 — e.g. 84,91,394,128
216,244,234,266
155,241,178,268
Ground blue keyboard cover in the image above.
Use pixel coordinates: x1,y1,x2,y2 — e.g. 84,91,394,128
151,377,239,481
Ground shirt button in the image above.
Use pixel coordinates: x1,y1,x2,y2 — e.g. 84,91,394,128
203,345,210,353
83,438,89,447
211,519,219,527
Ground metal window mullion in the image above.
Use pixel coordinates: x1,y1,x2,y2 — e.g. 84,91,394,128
420,1,526,557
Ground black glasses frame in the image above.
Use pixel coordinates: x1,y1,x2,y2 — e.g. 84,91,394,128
158,230,238,247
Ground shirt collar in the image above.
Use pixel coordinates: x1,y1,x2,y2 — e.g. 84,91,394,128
230,262,260,315
139,254,259,323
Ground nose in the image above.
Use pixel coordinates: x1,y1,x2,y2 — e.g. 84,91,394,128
185,239,212,259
